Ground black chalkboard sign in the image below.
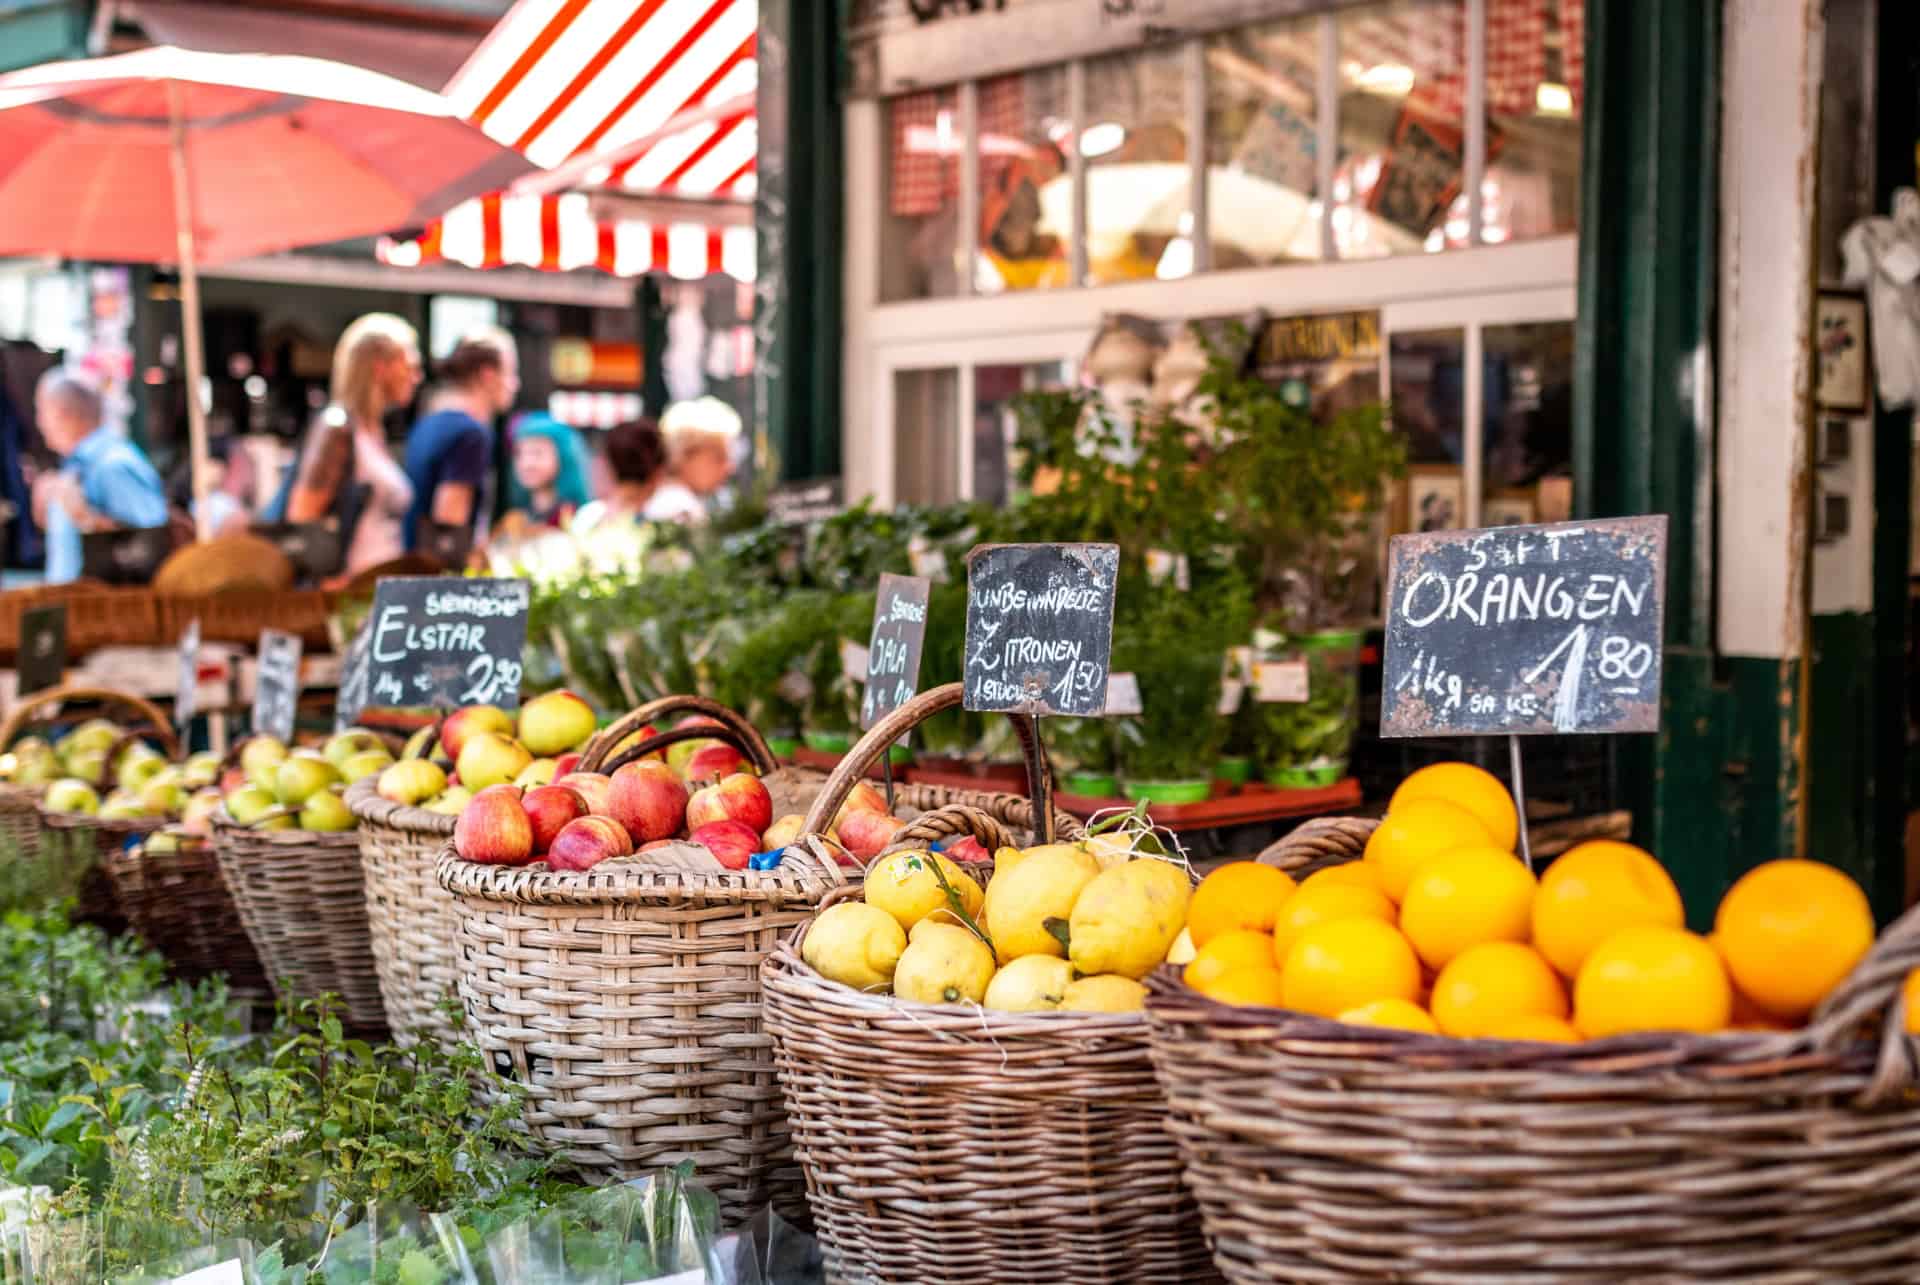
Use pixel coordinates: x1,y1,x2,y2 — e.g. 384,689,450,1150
334,617,372,733
415,519,474,573
81,526,174,585
767,478,841,526
18,604,66,696
1381,516,1667,737
861,573,931,730
364,577,530,712
175,618,201,732
253,629,303,743
249,521,345,583
963,543,1119,717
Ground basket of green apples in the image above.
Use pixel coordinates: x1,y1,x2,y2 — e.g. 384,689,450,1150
209,725,396,1032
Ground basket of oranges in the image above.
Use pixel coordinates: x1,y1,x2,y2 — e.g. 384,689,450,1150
1145,762,1920,1283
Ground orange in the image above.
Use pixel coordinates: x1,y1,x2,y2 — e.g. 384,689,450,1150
1337,998,1438,1035
1398,845,1537,970
1574,927,1731,1038
1363,797,1493,901
1187,862,1296,947
1710,933,1797,1032
1480,1014,1581,1044
1905,968,1920,1035
1389,762,1519,852
1713,859,1873,1019
1272,882,1396,960
1278,918,1422,1019
1184,929,1281,991
1300,862,1390,899
1531,840,1684,978
1429,941,1568,1038
1192,964,1287,1008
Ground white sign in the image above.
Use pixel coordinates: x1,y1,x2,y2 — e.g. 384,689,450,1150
1254,660,1311,704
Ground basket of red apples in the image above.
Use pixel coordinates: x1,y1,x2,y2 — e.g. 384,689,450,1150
346,687,601,1045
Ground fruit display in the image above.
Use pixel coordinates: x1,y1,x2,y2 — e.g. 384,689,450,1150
1183,760,1885,1042
799,822,1190,1013
216,727,391,832
0,716,223,824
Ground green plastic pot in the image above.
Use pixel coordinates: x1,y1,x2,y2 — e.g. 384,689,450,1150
1299,628,1365,653
1265,761,1348,790
885,743,913,767
766,736,799,759
1214,755,1253,787
803,730,854,753
1062,771,1121,798
1122,779,1212,805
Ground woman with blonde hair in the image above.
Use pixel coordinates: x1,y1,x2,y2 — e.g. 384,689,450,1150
278,312,421,576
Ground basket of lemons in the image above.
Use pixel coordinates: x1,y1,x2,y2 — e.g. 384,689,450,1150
761,685,1218,1285
1145,762,1920,1283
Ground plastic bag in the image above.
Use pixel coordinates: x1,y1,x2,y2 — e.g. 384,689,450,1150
480,1168,721,1285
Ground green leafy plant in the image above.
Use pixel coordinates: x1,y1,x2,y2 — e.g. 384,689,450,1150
1109,571,1252,783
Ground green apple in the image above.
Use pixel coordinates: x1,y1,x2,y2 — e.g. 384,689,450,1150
340,750,395,785
181,752,220,789
116,754,167,793
146,830,183,855
224,783,291,829
273,755,341,807
100,789,147,820
513,758,558,789
298,789,355,832
376,759,447,806
517,690,598,757
64,748,107,787
456,732,533,792
424,785,472,816
57,719,119,760
44,778,99,815
324,729,386,769
239,736,288,780
441,705,514,762
139,781,189,817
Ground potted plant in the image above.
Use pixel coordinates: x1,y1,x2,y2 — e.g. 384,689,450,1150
1108,569,1251,803
1047,717,1118,798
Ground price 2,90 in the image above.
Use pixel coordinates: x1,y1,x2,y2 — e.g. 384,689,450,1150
461,655,525,706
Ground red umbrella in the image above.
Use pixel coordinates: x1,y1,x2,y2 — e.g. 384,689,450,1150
0,46,533,537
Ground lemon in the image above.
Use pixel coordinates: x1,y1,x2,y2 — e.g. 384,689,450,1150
1083,832,1139,871
984,845,1102,963
980,845,1031,923
1363,797,1492,900
1338,998,1438,1034
1068,857,1191,980
1389,761,1519,852
983,955,1074,1011
1398,845,1537,970
865,849,985,934
1060,974,1148,1012
1272,882,1396,961
1278,918,1422,1019
1574,927,1730,1038
1429,941,1567,1038
1531,840,1684,978
1714,859,1873,1019
893,923,997,1005
1166,926,1197,966
802,902,907,992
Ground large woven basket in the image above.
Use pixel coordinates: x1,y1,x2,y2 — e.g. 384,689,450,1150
103,828,268,989
760,684,1213,1285
211,809,385,1032
1146,815,1920,1283
347,775,459,1045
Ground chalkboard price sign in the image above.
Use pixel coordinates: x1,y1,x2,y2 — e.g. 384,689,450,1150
364,577,531,712
18,604,66,696
861,573,931,730
963,543,1120,717
335,618,372,732
175,618,201,732
253,630,303,743
1381,516,1667,738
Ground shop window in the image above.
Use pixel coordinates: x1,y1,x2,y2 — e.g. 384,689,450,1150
1483,0,1583,243
1083,45,1192,285
1205,16,1324,266
882,89,962,301
1481,321,1575,524
894,368,961,505
1335,0,1468,258
973,360,1074,504
975,67,1073,294
1389,328,1465,531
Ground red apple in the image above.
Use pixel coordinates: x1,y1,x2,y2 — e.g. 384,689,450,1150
609,759,688,843
555,772,612,816
664,716,723,775
690,819,760,870
836,807,908,862
218,766,248,796
610,723,661,762
547,815,634,872
637,838,678,853
685,772,774,834
441,705,514,763
522,784,588,855
553,752,582,777
831,779,889,833
682,742,746,784
944,835,988,864
454,788,534,865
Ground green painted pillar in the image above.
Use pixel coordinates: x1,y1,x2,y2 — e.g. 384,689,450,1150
0,1,88,73
753,0,843,483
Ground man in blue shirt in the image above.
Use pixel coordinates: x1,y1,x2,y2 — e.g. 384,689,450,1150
403,328,517,554
32,370,168,584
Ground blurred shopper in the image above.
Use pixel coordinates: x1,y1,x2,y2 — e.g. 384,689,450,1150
280,313,421,577
171,434,255,539
32,369,167,584
651,396,741,523
570,417,668,533
404,327,517,552
499,412,589,533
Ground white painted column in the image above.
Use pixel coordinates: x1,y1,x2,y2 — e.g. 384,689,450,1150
842,98,886,506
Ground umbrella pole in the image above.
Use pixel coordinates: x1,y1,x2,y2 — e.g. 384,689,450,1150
167,82,213,543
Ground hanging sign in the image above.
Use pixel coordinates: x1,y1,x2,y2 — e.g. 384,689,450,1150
18,604,67,696
1380,516,1668,737
963,543,1119,717
861,573,932,729
252,630,303,743
334,618,373,733
363,577,530,712
175,618,201,731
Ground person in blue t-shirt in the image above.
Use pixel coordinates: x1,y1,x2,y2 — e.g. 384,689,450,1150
31,370,168,584
402,327,518,554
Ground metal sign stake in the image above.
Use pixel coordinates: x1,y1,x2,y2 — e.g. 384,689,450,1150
880,752,895,813
1509,734,1532,871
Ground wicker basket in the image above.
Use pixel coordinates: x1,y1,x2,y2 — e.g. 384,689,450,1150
103,828,268,989
760,685,1214,1285
346,776,460,1045
1145,815,1920,1283
0,586,162,660
211,810,385,1031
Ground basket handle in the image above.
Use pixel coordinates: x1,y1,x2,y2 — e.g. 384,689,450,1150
595,721,777,779
882,804,1012,857
1805,898,1920,1104
800,683,1054,843
0,684,181,758
576,696,776,775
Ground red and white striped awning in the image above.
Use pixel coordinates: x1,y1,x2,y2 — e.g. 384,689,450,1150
380,0,758,280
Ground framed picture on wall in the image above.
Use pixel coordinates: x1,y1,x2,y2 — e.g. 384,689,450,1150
1816,290,1870,414
1404,465,1466,533
1482,490,1537,528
